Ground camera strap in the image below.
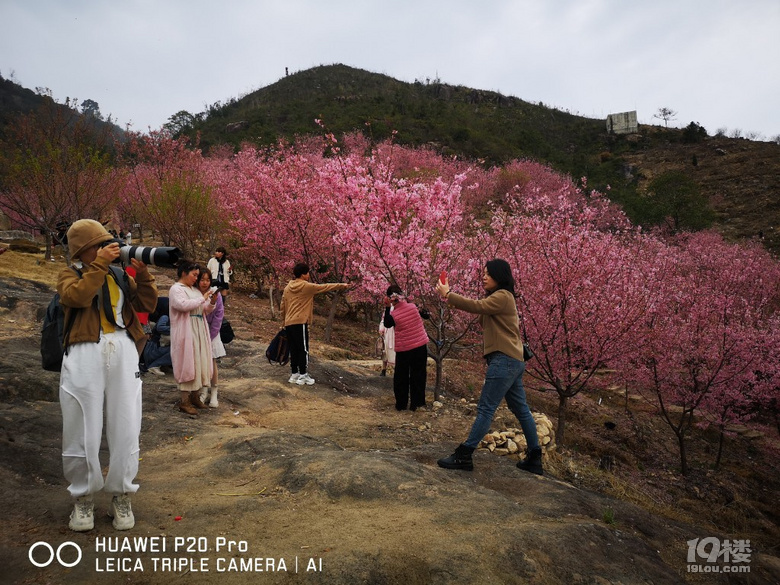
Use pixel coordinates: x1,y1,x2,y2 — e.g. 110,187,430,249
98,276,120,328
97,266,134,331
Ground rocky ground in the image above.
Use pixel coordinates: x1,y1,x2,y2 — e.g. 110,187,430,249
1,258,780,584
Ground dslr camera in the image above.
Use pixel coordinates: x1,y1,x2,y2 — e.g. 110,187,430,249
100,238,181,269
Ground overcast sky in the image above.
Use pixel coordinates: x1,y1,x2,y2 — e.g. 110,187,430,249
2,0,779,139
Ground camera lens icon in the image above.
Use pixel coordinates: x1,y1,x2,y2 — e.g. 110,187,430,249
28,541,82,568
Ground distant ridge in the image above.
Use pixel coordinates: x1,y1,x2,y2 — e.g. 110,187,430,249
0,73,124,140
2,65,779,252
184,63,607,174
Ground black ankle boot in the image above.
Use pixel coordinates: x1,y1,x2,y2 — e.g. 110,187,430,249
516,446,544,476
437,444,475,471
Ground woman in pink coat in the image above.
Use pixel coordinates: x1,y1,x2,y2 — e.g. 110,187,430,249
169,260,217,414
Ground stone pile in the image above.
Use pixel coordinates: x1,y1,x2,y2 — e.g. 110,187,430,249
479,412,555,456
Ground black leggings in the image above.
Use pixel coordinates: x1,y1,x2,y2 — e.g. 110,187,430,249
393,344,428,410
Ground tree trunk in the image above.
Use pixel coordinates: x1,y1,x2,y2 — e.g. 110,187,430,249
556,393,568,448
364,305,376,332
624,383,632,415
678,432,689,476
44,231,53,261
433,353,443,401
323,291,341,343
268,286,277,320
253,275,265,297
714,430,725,471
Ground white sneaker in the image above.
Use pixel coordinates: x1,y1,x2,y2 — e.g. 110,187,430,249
296,373,315,385
69,496,94,532
109,494,135,530
147,366,165,376
288,373,301,383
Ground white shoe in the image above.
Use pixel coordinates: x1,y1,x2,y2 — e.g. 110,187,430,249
296,373,315,385
69,496,94,532
208,387,219,408
288,373,301,384
109,494,135,530
199,387,209,403
147,366,165,376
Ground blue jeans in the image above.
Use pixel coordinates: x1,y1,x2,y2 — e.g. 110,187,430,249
143,340,172,369
464,353,539,450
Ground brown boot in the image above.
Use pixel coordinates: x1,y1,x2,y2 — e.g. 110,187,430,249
179,391,198,415
190,391,208,409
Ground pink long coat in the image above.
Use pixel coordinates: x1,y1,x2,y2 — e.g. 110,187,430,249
169,283,214,385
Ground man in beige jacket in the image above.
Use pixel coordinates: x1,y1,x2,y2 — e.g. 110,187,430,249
280,263,348,385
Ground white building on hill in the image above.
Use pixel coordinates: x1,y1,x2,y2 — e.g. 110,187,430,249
606,111,638,134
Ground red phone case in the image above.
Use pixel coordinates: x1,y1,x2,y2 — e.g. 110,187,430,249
439,270,447,284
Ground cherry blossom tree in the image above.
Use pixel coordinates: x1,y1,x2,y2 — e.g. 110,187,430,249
621,232,780,475
226,135,486,394
228,143,349,338
319,149,481,397
213,130,780,460
0,95,119,260
117,131,231,259
753,316,780,437
489,187,658,447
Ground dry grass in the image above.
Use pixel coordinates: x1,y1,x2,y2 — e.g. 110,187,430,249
0,248,65,286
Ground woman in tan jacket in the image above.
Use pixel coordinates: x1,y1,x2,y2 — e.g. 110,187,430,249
58,219,157,532
435,259,542,475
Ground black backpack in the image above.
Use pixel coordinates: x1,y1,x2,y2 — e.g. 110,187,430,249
220,319,235,344
265,328,290,366
41,266,130,372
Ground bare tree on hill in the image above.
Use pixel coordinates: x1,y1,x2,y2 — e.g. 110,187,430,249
653,107,678,128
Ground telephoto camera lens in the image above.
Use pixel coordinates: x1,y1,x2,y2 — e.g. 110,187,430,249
101,238,181,269
119,245,181,269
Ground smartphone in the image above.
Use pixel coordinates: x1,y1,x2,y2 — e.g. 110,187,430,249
439,270,447,284
209,286,218,294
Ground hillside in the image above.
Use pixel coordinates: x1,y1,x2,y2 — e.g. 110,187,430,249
181,64,611,187
0,74,44,129
621,131,780,250
3,65,780,252
181,64,780,253
0,73,124,142
189,64,604,163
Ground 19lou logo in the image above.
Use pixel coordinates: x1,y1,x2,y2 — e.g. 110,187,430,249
687,537,751,574
28,541,83,568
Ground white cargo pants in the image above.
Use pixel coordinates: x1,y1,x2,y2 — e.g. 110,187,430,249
59,331,142,497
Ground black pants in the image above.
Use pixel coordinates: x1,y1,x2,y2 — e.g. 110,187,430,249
286,323,309,375
394,344,428,410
